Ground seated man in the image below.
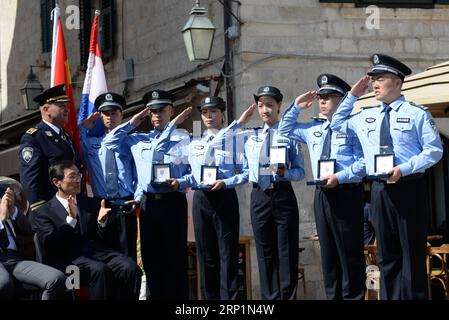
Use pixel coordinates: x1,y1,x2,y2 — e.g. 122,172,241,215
0,177,67,300
31,160,141,300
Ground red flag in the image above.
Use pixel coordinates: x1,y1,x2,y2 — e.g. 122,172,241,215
50,4,81,154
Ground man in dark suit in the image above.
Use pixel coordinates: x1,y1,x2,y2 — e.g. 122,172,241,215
0,177,67,300
19,84,82,212
32,160,141,300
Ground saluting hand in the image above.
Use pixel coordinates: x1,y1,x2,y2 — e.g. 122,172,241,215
321,174,339,189
350,75,370,98
67,195,78,219
237,103,257,125
209,180,225,192
82,112,100,129
387,166,402,183
171,106,193,126
98,199,112,224
0,192,11,221
130,108,151,127
295,91,317,109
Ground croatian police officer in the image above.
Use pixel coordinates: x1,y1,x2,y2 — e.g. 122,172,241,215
19,84,81,212
331,54,443,299
218,86,305,300
79,92,138,260
162,96,248,299
103,90,192,300
278,74,366,300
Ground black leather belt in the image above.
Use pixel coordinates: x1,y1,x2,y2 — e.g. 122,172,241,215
316,182,361,190
252,181,291,190
143,192,183,200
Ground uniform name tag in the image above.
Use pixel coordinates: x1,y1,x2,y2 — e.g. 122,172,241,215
336,134,347,139
396,118,410,123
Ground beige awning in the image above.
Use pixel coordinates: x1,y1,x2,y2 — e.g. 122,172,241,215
354,60,449,117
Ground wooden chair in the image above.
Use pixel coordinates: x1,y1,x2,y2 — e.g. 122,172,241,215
427,244,449,300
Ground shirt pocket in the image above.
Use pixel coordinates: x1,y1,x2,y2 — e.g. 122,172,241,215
140,147,153,161
391,121,414,144
361,124,377,145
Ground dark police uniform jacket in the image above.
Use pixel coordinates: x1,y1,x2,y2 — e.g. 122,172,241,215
19,121,81,211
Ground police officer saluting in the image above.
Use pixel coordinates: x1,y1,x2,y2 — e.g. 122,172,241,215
19,84,81,211
331,54,443,299
103,90,192,300
218,86,305,300
79,92,138,260
279,74,366,300
162,96,248,299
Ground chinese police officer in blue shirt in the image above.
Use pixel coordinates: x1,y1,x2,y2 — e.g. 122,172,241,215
331,54,443,299
278,74,366,300
103,90,192,300
19,84,81,212
160,96,248,299
217,86,305,300
79,92,138,261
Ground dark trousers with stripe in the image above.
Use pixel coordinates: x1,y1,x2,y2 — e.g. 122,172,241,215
314,184,366,300
250,182,299,300
93,196,137,261
140,192,188,300
371,174,429,300
193,188,240,300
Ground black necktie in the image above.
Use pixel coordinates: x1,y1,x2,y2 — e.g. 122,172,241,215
321,127,332,159
266,129,272,159
379,105,393,154
0,226,9,251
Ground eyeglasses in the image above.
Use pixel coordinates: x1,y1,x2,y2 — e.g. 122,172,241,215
63,173,82,182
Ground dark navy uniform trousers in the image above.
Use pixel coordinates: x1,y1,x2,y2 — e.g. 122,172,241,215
193,188,240,300
371,173,429,300
250,181,299,300
140,192,188,300
314,183,366,300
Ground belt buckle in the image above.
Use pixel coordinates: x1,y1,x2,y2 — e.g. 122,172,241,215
155,194,163,200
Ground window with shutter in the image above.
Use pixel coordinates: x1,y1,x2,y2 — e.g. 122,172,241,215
79,0,115,71
41,0,56,53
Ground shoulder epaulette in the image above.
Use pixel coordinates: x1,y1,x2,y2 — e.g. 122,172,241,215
409,101,428,111
361,105,380,109
351,109,363,116
244,126,262,130
25,127,39,135
311,117,326,122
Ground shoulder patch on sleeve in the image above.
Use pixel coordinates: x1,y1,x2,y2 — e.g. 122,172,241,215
21,147,34,163
25,127,39,135
409,101,428,111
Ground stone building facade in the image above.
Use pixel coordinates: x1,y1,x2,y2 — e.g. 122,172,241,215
1,0,449,299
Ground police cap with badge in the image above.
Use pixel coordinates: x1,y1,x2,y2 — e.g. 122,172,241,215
33,84,70,106
367,53,412,81
94,92,126,112
142,90,175,109
316,74,351,96
254,86,283,103
197,96,226,112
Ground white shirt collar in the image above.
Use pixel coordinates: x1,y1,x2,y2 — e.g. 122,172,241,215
43,120,61,135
